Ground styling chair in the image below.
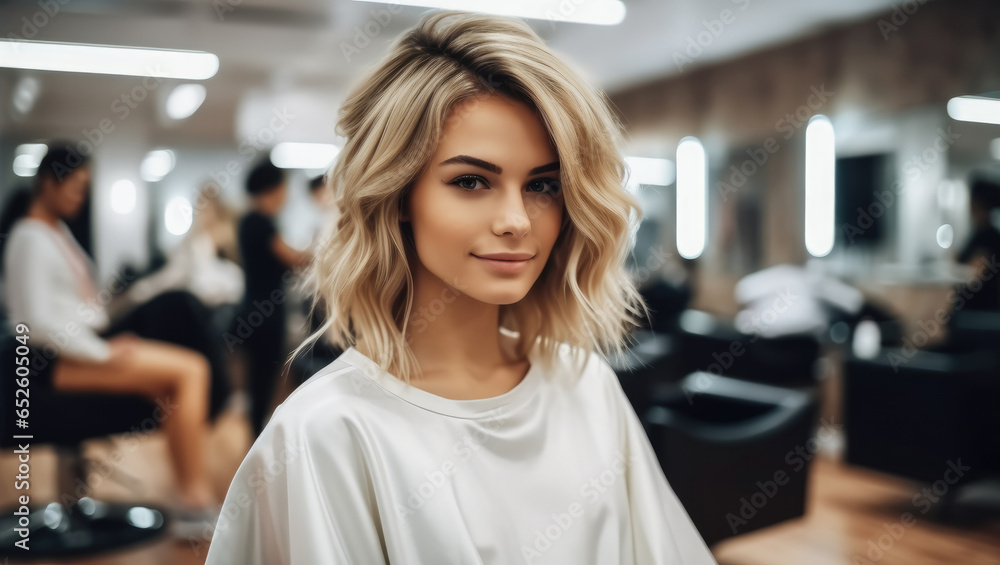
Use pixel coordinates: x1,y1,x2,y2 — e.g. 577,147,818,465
843,334,1000,522
0,324,169,560
643,372,820,546
675,309,822,388
607,329,682,419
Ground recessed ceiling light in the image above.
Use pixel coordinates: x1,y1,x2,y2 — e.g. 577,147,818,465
166,84,207,120
165,197,194,236
111,180,136,214
12,143,47,177
141,149,176,182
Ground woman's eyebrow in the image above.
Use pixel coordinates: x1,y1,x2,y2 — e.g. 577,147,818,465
438,155,560,176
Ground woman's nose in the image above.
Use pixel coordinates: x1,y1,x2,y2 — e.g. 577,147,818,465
493,188,531,237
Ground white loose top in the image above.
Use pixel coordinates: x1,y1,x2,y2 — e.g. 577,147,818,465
110,231,244,320
204,334,717,565
3,218,112,362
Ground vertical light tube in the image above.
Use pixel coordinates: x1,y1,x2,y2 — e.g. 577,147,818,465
676,137,706,259
805,115,835,257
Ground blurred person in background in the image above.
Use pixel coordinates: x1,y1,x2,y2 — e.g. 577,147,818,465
293,173,343,386
308,173,334,223
305,172,338,252
236,160,311,437
0,145,224,534
108,183,244,322
954,173,1000,312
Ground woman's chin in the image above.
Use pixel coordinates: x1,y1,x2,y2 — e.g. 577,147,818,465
465,285,532,307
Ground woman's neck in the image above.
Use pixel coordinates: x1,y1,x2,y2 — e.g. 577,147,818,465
403,274,519,384
25,201,60,229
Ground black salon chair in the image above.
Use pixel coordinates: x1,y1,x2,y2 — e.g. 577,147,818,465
940,309,1000,355
843,347,999,483
844,342,1000,523
676,309,822,388
0,326,169,560
643,372,820,546
607,330,681,419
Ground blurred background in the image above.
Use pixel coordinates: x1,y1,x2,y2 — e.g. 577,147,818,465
1,0,999,563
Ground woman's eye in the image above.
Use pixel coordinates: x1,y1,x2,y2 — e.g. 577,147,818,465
450,175,487,191
528,178,562,196
449,176,561,195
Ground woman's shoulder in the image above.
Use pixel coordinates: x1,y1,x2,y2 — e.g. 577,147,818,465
4,219,60,258
262,352,388,435
544,339,617,385
7,218,53,241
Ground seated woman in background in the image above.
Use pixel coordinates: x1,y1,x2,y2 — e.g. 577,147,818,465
1,145,225,532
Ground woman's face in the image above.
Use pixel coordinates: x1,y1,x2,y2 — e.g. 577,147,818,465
196,198,220,230
403,95,565,305
42,165,91,219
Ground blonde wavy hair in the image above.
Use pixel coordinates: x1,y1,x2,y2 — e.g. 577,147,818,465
291,9,650,384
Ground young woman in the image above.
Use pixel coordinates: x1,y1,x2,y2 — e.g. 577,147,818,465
1,147,224,533
205,10,717,564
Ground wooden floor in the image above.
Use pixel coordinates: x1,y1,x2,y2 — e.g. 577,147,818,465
1,390,998,564
713,458,1000,565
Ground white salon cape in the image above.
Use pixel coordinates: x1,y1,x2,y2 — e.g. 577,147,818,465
205,335,717,565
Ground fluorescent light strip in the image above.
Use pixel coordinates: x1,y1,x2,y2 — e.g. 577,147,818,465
675,137,706,260
270,143,340,170
947,96,1000,126
626,156,676,186
352,0,626,25
805,115,835,258
0,39,218,80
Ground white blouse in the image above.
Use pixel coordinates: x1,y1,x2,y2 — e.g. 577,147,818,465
204,334,717,565
3,218,112,362
109,231,244,320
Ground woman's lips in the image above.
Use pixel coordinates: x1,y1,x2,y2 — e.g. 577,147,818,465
472,254,532,274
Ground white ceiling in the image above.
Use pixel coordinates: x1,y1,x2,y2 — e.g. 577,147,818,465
0,0,908,146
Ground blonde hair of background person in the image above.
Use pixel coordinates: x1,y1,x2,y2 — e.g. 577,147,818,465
196,183,240,263
108,183,244,320
291,11,651,380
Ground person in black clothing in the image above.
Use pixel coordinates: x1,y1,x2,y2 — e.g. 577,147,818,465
236,161,310,437
955,175,1000,312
